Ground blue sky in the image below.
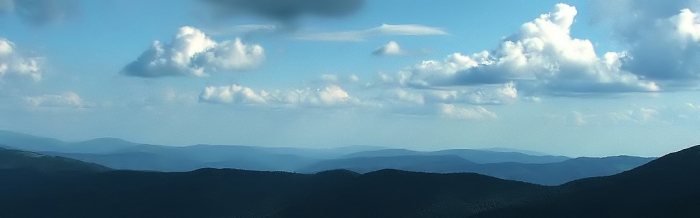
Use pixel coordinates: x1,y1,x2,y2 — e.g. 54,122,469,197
1,0,700,157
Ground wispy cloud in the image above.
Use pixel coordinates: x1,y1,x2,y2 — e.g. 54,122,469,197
25,92,85,108
294,24,448,41
203,24,278,36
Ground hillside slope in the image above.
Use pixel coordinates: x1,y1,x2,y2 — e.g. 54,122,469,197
0,147,110,172
301,155,652,185
471,145,700,218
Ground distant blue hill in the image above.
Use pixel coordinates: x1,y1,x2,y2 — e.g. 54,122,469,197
299,154,653,185
0,130,654,185
344,148,570,164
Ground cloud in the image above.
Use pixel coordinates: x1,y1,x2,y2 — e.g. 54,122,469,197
373,41,406,56
687,103,700,110
295,24,448,41
567,107,664,125
375,83,515,119
203,24,279,37
609,109,655,124
387,4,658,95
571,111,590,125
199,84,360,108
25,92,83,108
383,89,425,105
382,82,515,104
0,38,42,82
592,0,700,83
200,0,364,22
122,26,265,78
199,84,267,105
0,0,78,26
439,104,497,120
427,82,518,105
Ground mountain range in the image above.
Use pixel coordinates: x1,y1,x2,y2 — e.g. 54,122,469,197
0,144,697,217
0,130,655,185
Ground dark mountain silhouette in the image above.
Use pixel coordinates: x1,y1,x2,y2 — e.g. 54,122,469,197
0,147,110,205
271,170,548,218
470,145,700,218
0,167,543,218
300,155,652,185
0,145,697,218
0,168,359,218
471,156,653,185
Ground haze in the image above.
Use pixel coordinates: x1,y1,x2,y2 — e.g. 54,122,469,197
1,0,700,157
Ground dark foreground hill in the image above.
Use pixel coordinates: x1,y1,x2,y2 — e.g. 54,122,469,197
0,168,545,218
470,145,700,218
0,145,698,218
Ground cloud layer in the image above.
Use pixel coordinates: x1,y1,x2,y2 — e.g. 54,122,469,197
0,38,42,82
122,26,265,78
201,0,363,22
592,0,700,84
0,0,78,25
199,84,360,108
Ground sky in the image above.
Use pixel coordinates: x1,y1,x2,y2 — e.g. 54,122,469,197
1,0,700,157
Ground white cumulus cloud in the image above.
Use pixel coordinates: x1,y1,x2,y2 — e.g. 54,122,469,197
373,41,406,56
389,4,659,95
0,38,42,82
122,26,265,78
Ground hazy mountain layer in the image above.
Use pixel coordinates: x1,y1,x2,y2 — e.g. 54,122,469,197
0,145,697,217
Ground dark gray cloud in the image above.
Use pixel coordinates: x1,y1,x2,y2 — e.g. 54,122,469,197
591,0,696,39
592,0,700,81
201,0,364,22
1,0,78,26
